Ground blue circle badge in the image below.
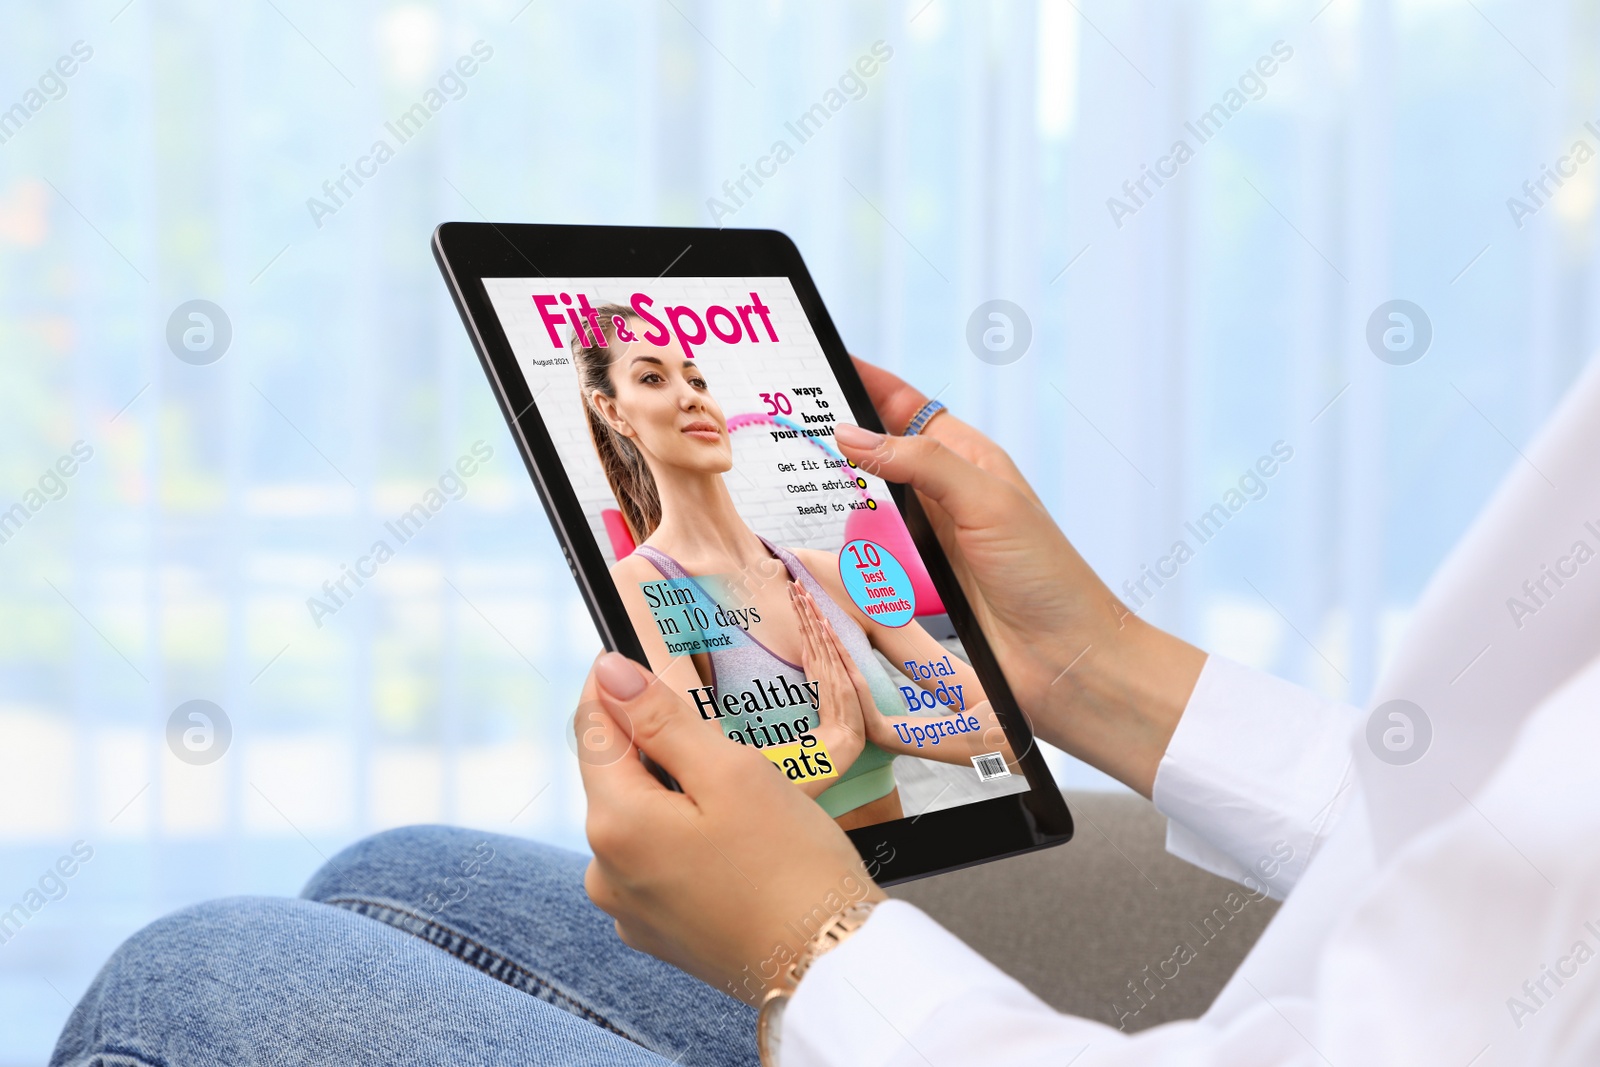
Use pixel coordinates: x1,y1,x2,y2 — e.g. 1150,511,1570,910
838,539,916,628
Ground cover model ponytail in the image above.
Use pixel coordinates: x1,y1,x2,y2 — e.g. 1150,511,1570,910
572,305,662,543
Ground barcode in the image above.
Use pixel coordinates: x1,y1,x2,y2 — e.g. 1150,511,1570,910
971,753,1011,781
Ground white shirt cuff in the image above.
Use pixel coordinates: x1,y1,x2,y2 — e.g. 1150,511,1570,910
1151,655,1360,898
784,899,1115,1067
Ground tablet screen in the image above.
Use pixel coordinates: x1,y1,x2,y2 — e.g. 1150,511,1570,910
483,276,1031,830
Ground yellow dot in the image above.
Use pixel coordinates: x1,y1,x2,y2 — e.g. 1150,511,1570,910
846,459,857,468
856,478,867,489
867,499,878,510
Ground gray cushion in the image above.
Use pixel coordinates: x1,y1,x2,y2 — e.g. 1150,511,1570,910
886,790,1277,1032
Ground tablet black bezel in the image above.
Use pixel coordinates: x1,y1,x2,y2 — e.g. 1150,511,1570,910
432,221,1073,884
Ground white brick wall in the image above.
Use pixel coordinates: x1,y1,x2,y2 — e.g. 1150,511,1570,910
484,277,896,563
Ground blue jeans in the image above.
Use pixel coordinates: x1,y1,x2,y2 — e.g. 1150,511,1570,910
51,826,757,1066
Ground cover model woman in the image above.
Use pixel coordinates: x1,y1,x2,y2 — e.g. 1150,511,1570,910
572,305,1013,829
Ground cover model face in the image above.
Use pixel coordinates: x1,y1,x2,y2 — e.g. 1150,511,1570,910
589,326,736,479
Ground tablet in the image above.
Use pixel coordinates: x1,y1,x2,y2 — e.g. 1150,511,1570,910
433,222,1072,884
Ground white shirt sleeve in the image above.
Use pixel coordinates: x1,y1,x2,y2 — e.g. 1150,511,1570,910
783,900,1315,1067
785,655,1600,1067
782,900,1123,1067
1150,655,1361,898
784,651,1362,1066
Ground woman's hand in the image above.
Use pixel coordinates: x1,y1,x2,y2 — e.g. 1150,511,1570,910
790,581,871,792
836,359,1207,797
577,652,886,1005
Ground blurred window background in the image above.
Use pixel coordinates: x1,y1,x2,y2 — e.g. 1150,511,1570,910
0,0,1591,1060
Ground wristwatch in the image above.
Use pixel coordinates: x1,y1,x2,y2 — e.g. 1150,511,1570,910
756,900,879,1066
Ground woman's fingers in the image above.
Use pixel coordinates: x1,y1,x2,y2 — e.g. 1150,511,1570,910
797,583,834,668
791,581,822,671
801,588,868,741
851,357,928,433
792,585,837,717
795,584,860,736
811,588,866,689
819,607,883,742
821,611,878,729
809,604,847,707
849,356,1043,509
572,657,652,794
583,651,749,801
807,589,851,674
835,424,1036,532
822,609,867,686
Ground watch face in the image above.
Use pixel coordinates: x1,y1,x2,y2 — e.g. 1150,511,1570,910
757,993,789,1063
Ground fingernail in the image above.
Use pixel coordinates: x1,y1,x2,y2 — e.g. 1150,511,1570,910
835,424,885,449
596,652,648,700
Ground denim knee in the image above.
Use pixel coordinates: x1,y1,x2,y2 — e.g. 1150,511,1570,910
52,897,333,1067
301,825,589,906
53,893,663,1067
303,825,471,901
107,895,307,976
